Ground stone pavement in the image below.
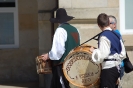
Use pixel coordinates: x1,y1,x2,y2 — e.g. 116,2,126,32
1,72,133,88
0,82,39,88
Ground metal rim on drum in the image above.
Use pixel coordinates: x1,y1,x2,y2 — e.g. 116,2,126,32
63,45,101,87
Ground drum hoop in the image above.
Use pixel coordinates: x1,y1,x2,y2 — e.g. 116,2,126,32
63,46,101,87
69,45,93,55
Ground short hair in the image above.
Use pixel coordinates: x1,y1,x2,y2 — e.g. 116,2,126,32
108,15,117,23
97,13,109,28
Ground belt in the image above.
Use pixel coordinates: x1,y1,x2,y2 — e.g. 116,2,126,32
104,59,117,62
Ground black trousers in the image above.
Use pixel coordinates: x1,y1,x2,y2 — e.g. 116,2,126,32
100,66,120,88
50,64,70,88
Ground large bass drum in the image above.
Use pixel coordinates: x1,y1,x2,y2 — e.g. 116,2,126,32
63,44,101,88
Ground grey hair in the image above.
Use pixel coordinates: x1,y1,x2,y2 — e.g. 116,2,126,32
108,15,117,23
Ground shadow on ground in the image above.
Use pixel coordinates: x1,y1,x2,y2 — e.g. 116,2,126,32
0,82,39,88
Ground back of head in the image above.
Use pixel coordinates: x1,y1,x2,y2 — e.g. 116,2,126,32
108,15,117,30
97,13,109,28
108,15,117,24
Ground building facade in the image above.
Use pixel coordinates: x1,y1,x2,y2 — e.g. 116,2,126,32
0,0,133,88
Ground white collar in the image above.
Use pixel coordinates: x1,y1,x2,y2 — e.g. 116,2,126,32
103,27,112,31
59,22,67,27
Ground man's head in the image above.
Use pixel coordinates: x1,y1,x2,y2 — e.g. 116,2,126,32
50,8,74,23
97,13,110,31
108,15,117,30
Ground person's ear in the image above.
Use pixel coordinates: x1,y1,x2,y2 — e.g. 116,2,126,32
114,23,116,28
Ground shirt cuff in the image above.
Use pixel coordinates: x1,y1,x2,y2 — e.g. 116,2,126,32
92,49,102,64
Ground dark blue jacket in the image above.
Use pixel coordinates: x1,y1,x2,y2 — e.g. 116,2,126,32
99,30,122,55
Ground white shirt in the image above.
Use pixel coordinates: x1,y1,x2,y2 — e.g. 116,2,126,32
49,25,67,60
92,27,126,69
48,23,80,60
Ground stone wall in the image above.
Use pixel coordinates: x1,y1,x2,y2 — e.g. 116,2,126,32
0,0,39,83
37,0,57,87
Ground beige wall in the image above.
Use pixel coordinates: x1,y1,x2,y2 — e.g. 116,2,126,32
37,0,57,55
0,0,39,83
37,0,57,87
59,0,133,47
58,0,119,45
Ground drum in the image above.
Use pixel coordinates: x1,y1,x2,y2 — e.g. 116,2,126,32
63,44,101,88
36,56,52,74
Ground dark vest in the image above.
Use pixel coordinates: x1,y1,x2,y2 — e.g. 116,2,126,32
99,30,122,55
53,23,80,65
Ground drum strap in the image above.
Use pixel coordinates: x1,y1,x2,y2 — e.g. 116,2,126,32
79,30,120,46
104,59,117,62
80,32,101,46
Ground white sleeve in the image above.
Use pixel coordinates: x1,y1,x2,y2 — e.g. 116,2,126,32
49,27,67,60
119,39,126,60
92,36,111,64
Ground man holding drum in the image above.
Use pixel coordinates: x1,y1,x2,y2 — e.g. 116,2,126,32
90,13,126,88
41,8,80,88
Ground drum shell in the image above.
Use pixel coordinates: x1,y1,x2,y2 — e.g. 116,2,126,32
36,56,52,74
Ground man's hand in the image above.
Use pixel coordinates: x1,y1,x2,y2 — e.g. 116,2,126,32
90,46,94,53
41,53,49,61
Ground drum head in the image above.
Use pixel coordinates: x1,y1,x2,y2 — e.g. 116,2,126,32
63,45,101,87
